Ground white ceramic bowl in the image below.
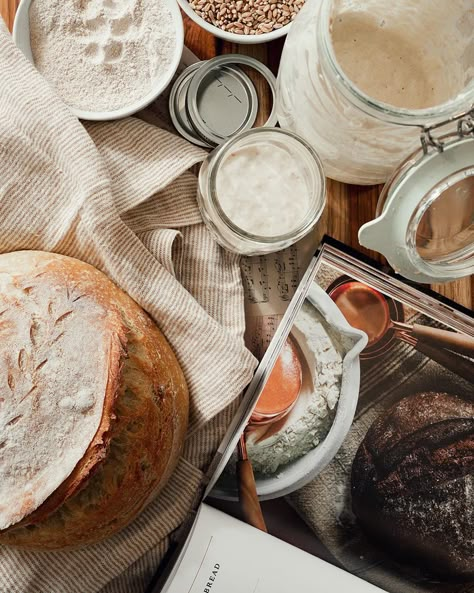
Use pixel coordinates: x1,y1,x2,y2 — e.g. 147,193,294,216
177,0,292,44
211,283,368,501
13,0,184,121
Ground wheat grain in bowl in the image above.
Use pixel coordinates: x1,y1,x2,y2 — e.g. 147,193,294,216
179,0,305,43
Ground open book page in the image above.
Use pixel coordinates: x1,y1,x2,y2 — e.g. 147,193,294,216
162,503,385,593
242,232,318,358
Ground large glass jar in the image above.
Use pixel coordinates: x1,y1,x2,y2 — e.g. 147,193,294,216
276,0,474,185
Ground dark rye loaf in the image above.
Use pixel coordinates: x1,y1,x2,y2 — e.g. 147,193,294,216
351,391,474,580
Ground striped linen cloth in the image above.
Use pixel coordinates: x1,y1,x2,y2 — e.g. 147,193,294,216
0,21,256,593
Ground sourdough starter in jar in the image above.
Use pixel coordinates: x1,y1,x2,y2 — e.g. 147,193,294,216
330,1,468,110
197,128,326,255
277,0,474,184
216,143,310,237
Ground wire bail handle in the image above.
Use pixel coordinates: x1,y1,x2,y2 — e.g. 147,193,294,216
420,106,474,154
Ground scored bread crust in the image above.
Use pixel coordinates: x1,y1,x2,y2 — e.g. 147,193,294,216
0,279,189,548
351,391,474,579
9,330,125,529
0,251,188,546
0,251,129,530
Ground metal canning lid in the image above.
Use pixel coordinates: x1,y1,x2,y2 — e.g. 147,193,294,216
187,55,278,146
169,60,260,148
189,63,259,146
169,54,278,148
168,62,212,149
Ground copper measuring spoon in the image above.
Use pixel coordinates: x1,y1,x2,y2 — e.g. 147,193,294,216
237,336,303,532
330,281,474,381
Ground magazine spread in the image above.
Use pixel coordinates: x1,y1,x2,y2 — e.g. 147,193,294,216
156,239,473,593
283,243,474,593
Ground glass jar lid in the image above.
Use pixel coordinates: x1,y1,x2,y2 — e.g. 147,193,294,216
359,109,474,283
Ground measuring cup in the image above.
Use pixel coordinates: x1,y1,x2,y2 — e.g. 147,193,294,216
330,281,474,381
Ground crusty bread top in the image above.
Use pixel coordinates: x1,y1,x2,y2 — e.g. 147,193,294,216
0,284,190,549
351,391,474,578
0,251,126,530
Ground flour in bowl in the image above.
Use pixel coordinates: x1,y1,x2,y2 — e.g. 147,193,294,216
29,0,177,112
247,302,344,474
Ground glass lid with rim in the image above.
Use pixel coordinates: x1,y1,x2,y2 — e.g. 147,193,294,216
411,168,473,266
359,109,474,283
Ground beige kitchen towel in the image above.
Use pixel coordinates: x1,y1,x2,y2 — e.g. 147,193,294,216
0,21,256,593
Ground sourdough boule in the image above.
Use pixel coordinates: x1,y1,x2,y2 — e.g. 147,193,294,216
351,391,474,580
0,251,188,548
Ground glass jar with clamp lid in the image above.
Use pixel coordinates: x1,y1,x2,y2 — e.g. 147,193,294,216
359,108,474,283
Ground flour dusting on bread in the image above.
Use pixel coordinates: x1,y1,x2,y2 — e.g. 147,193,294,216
0,251,124,530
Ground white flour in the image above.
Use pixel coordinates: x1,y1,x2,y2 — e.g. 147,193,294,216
247,302,344,474
29,0,177,112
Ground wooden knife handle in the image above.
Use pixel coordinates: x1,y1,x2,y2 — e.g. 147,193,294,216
412,324,474,358
237,458,268,533
237,431,267,532
415,340,474,384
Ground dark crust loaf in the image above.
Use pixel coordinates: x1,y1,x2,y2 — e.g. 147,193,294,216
0,251,188,548
351,391,474,580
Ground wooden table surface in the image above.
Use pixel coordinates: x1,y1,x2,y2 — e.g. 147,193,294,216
1,2,472,310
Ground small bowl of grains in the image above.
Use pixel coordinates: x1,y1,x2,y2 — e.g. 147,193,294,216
177,0,305,43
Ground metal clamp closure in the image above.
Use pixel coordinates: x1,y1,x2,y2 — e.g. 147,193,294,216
420,106,474,154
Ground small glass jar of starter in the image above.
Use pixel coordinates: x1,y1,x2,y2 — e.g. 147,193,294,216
197,128,326,256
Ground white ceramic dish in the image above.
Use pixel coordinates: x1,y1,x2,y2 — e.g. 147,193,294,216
13,0,184,121
211,283,368,501
177,0,291,44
